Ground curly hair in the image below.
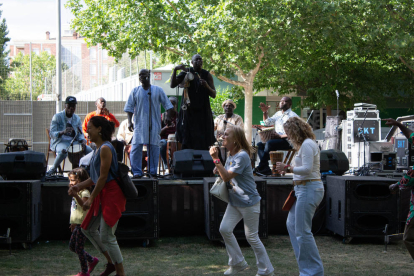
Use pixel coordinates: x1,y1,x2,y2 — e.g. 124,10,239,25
89,116,115,141
283,117,315,150
68,167,91,191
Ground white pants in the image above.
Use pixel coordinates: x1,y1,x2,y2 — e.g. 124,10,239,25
219,202,274,275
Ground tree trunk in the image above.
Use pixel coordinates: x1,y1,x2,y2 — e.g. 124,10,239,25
244,84,253,144
326,105,332,116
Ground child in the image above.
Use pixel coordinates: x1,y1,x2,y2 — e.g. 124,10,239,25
68,167,99,276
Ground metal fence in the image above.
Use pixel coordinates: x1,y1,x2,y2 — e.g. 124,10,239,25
0,101,128,157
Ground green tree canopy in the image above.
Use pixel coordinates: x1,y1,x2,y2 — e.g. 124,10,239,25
0,4,10,99
5,52,80,100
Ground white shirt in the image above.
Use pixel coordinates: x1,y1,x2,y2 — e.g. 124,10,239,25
264,108,299,135
292,138,321,181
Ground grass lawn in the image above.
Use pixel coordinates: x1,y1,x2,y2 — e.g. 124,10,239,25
1,235,413,275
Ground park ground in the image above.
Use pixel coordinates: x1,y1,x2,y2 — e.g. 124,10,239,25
1,235,413,275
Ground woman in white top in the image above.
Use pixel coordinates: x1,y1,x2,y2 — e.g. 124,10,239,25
276,117,324,276
210,126,274,276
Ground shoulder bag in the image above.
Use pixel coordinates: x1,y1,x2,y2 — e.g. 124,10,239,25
209,177,229,203
115,161,138,199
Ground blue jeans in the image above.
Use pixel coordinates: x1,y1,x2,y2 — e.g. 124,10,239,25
287,180,324,276
159,139,168,167
130,143,160,176
51,141,92,170
257,138,291,169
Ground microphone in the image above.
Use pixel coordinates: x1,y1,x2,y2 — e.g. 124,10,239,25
335,90,339,98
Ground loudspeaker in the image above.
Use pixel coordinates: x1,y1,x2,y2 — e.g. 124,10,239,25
116,179,159,240
0,180,41,243
0,151,46,180
326,176,399,238
41,179,72,240
173,150,215,177
320,149,349,175
203,177,267,241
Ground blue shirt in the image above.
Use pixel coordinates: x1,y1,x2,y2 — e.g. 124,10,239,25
49,110,86,151
226,150,261,207
124,85,173,146
90,141,118,184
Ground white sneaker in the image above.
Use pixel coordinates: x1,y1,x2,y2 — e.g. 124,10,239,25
256,272,274,276
224,260,248,275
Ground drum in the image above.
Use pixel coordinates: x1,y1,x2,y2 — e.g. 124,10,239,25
166,140,181,172
67,144,84,169
250,146,258,169
269,151,284,176
259,127,276,143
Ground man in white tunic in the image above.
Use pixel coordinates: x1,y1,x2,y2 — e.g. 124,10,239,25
124,69,174,178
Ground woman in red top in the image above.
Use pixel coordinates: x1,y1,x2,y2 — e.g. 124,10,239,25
69,116,126,276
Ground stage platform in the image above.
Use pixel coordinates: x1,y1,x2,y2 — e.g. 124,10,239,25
40,176,296,240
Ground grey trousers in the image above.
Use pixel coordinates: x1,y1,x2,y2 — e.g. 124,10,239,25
82,207,123,264
404,218,414,260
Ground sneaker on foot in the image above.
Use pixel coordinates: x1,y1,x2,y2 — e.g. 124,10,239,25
224,260,248,275
46,167,57,176
256,272,275,276
100,263,116,276
74,272,90,276
88,257,99,274
255,166,272,176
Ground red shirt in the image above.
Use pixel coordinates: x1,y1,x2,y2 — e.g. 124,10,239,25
83,111,120,136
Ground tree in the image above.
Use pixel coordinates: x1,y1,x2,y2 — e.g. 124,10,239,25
66,0,287,142
0,5,10,99
5,52,80,100
209,86,243,116
258,1,414,110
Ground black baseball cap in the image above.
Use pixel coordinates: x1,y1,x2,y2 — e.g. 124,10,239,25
65,96,77,104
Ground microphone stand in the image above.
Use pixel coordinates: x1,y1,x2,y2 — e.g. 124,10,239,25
357,109,369,176
147,82,153,179
306,110,314,124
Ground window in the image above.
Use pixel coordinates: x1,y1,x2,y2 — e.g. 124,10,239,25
90,48,96,60
33,48,40,55
90,64,96,76
44,48,51,55
102,49,108,60
102,64,108,76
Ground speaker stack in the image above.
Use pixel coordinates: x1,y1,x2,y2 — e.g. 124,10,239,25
115,179,159,242
0,151,46,180
173,149,215,177
203,176,267,241
0,180,42,244
326,176,399,240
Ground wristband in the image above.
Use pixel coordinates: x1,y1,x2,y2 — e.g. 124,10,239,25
213,159,221,165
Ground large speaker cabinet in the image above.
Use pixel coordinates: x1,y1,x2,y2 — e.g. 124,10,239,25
203,177,267,241
116,179,159,241
0,180,41,243
326,176,399,239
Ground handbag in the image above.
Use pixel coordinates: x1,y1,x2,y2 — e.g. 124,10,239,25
114,161,138,199
209,177,229,203
282,190,296,211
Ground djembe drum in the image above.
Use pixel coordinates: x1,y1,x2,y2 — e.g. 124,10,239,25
166,134,181,172
269,151,284,176
258,127,276,143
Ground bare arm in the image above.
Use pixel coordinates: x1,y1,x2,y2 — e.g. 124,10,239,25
259,102,270,120
127,112,134,132
209,147,237,182
383,118,413,140
170,64,187,88
203,73,216,98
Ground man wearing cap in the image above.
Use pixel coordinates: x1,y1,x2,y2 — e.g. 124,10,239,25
47,96,92,175
214,99,244,140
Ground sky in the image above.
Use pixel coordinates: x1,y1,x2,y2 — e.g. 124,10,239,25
2,0,75,42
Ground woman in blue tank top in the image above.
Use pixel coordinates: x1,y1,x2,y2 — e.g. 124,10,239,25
69,116,126,276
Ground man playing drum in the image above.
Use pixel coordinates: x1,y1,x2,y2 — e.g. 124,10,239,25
255,96,299,175
47,96,92,175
